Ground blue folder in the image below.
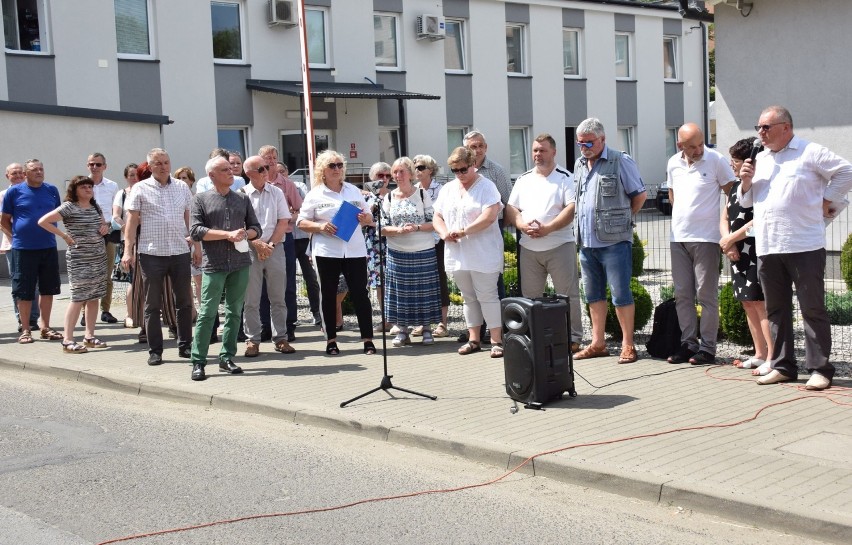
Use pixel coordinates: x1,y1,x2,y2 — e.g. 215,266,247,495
330,200,361,242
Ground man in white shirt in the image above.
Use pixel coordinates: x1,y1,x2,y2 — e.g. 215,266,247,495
739,105,852,390
505,133,583,353
83,153,119,324
241,155,294,357
666,123,735,365
195,148,246,193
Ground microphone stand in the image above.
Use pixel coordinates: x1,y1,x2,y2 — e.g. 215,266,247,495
341,181,436,407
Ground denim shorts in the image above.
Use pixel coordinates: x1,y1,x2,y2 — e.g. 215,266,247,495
579,241,634,306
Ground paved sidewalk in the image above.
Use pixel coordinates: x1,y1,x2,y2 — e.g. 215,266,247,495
1,289,850,544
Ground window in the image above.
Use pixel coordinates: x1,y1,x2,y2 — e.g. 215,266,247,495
509,127,529,176
373,13,398,69
447,127,468,157
563,28,581,77
218,127,247,159
506,25,526,75
444,19,466,72
665,127,678,159
306,8,329,68
617,127,634,157
379,129,400,165
115,0,152,57
3,0,48,52
212,1,243,62
615,32,632,79
663,36,678,80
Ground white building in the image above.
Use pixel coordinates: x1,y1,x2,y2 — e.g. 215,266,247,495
0,0,709,186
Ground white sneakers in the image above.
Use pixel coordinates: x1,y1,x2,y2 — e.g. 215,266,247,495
756,370,794,385
805,373,831,391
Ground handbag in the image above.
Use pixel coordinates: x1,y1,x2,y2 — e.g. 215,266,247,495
111,241,132,283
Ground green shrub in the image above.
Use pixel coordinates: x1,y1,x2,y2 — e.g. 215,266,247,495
503,267,520,297
341,293,354,315
631,231,645,277
659,284,675,301
825,291,852,325
719,282,751,346
586,278,653,340
841,233,852,290
502,229,517,253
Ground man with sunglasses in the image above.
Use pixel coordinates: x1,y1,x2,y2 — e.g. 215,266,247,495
260,145,303,342
573,118,646,365
739,106,852,390
82,153,119,325
666,123,735,366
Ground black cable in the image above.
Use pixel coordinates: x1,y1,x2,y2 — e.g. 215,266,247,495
574,365,697,390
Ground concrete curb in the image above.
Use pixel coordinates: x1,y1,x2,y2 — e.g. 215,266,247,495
1,357,849,544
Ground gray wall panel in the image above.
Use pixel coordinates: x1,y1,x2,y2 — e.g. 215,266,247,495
309,69,334,83
507,77,532,126
443,0,469,18
6,54,57,105
376,72,405,125
305,0,331,7
444,74,472,126
616,80,637,126
614,14,635,33
117,60,162,115
563,79,587,126
562,8,585,28
663,18,682,36
214,64,253,126
664,82,684,127
373,0,402,12
505,3,530,24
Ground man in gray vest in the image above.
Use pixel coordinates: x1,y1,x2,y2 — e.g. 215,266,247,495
573,118,646,364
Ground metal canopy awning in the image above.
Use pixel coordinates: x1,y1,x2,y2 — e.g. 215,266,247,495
246,79,441,101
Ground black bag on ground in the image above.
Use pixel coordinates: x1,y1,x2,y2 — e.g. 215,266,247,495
645,298,681,358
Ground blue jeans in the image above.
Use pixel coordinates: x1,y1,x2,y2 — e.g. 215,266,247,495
192,267,250,365
579,241,634,306
5,251,40,326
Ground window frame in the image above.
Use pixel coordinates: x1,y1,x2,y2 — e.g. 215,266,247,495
378,127,401,165
447,126,469,157
211,0,246,64
665,127,678,160
217,126,249,160
509,126,530,178
663,35,679,81
373,12,400,70
3,0,50,54
617,126,635,158
306,6,330,69
443,18,467,73
115,0,155,60
562,27,583,78
614,32,633,80
505,24,527,76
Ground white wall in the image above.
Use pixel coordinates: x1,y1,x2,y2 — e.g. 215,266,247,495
634,15,666,184
529,4,568,158
583,11,618,138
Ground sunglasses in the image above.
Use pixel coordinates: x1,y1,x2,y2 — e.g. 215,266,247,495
376,173,392,179
254,165,269,173
450,167,469,175
575,141,596,149
414,165,429,171
327,162,345,170
88,162,104,167
754,122,784,132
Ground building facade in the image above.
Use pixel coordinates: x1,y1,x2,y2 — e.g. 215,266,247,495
1,0,708,186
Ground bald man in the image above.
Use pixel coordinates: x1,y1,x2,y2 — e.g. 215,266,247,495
666,123,735,366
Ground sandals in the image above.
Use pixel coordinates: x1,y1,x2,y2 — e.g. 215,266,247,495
62,340,88,354
18,330,34,344
490,343,504,358
618,345,638,364
363,341,376,355
274,340,296,354
40,327,63,341
574,344,609,360
689,350,716,365
325,342,340,356
84,337,108,349
458,340,481,355
734,357,765,369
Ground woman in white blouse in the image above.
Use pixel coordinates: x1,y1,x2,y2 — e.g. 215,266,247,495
296,150,375,356
432,147,504,358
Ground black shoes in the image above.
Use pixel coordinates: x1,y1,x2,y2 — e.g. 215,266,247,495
147,353,163,366
689,350,716,365
286,330,296,342
178,347,191,359
101,311,118,324
667,345,695,364
219,359,243,374
191,363,206,381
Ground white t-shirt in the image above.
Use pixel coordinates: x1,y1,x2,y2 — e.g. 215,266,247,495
297,182,369,259
667,146,735,243
508,165,575,252
433,176,504,274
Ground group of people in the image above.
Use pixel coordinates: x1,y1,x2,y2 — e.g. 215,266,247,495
2,106,849,390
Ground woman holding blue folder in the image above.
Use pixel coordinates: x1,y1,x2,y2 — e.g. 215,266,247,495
296,150,376,356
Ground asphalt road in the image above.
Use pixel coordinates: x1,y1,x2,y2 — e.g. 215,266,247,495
0,371,831,545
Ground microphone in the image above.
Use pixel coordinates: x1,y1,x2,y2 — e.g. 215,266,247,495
749,138,763,162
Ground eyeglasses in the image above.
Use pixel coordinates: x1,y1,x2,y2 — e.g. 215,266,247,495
415,165,428,171
450,167,469,175
87,162,104,168
376,173,392,179
576,140,597,149
327,162,345,170
254,165,269,173
754,122,785,132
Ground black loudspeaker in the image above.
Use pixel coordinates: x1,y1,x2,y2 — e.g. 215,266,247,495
502,296,576,406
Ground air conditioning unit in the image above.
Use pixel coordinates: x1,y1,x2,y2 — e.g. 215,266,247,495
268,0,297,27
416,14,446,41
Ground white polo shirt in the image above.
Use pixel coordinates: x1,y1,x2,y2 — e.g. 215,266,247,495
508,165,575,252
667,146,735,243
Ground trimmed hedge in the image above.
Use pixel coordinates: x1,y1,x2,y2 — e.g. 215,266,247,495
842,233,852,290
585,278,653,339
719,281,751,346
